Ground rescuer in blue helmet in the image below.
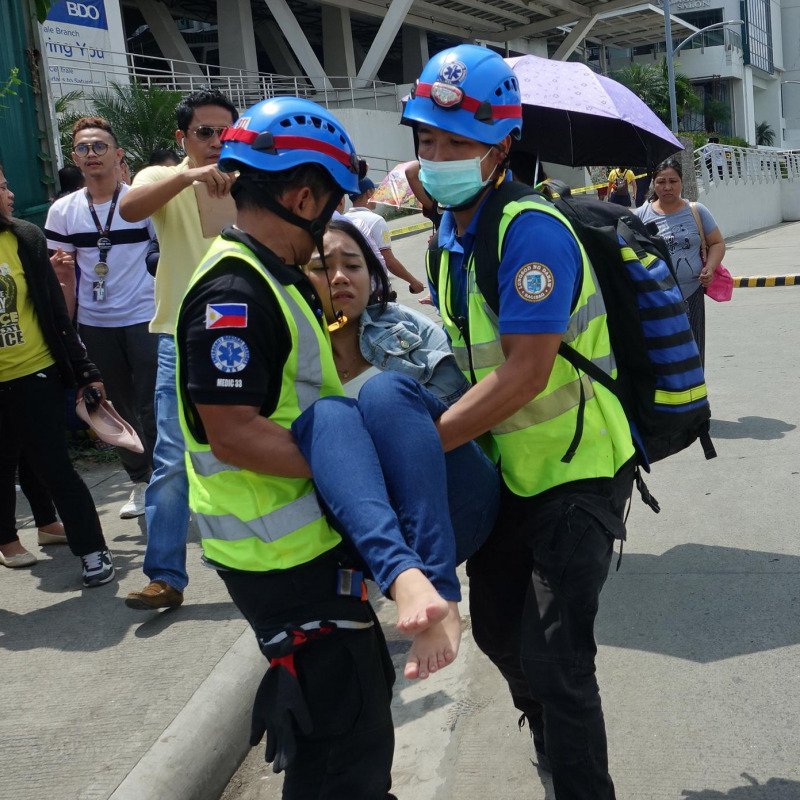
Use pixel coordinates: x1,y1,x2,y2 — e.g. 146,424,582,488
174,96,396,797
404,44,637,799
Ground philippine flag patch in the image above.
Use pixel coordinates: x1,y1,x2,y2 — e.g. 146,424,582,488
205,303,248,329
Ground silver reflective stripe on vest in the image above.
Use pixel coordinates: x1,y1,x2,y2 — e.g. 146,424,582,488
452,338,504,372
267,278,324,413
563,291,606,344
491,352,616,435
190,450,241,477
195,491,325,543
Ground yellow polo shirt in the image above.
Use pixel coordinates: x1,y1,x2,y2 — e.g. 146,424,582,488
0,231,55,381
132,158,217,335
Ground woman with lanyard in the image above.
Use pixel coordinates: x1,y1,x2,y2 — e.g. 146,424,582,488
45,117,157,520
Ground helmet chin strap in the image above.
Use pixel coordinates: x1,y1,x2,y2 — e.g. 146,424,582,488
240,177,347,331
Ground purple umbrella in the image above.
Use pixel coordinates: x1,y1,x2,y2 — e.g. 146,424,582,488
506,55,682,167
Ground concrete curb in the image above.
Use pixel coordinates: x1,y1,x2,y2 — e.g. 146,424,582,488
733,274,800,287
391,220,433,239
109,628,265,800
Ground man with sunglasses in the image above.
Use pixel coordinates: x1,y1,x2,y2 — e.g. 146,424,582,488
45,117,158,522
119,87,238,611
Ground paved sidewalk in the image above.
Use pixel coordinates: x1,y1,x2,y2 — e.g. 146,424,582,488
4,217,800,800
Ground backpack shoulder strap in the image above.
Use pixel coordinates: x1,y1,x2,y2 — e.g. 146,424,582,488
426,228,442,289
472,182,544,315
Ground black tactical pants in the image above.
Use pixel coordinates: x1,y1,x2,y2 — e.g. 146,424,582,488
467,462,634,800
221,551,396,799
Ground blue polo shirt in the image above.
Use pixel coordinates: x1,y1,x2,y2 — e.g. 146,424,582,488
430,193,581,335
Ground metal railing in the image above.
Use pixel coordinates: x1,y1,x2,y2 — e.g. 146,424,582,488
46,47,400,112
694,145,800,191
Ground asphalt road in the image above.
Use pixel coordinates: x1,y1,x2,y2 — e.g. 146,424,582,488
222,216,800,800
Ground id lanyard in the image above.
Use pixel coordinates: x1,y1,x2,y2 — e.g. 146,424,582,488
85,182,121,302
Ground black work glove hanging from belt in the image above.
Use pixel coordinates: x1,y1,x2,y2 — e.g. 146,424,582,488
250,625,333,773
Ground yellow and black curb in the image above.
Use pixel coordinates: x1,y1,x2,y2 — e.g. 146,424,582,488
391,220,433,239
733,275,800,288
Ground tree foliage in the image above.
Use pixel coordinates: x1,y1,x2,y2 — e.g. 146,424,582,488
57,81,182,172
611,59,701,128
755,121,776,147
0,68,22,112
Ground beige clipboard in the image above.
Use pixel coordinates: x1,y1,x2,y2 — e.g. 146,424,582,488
193,181,236,239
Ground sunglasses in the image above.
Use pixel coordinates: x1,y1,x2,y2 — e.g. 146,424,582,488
189,126,228,141
74,142,110,156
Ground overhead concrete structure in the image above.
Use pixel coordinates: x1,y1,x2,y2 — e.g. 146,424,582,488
119,0,694,90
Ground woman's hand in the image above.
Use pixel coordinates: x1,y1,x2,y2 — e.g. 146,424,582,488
699,264,716,287
78,381,107,405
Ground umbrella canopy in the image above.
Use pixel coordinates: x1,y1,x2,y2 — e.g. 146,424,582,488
506,55,682,168
371,161,424,210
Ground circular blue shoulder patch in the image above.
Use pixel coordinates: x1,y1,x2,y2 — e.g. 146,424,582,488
211,335,250,373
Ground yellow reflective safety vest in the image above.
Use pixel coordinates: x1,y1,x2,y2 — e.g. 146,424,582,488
176,238,344,572
431,196,634,498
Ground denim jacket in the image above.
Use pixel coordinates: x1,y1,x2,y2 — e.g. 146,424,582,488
358,303,470,406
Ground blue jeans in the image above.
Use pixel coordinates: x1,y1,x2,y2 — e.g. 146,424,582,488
143,335,191,591
292,372,499,602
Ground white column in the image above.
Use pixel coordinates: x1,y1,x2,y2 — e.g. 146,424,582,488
552,15,599,61
218,0,259,75
138,0,203,77
356,0,415,83
401,26,428,84
254,21,302,77
322,6,356,87
261,0,333,91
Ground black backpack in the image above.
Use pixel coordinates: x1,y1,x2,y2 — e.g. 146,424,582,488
427,181,716,484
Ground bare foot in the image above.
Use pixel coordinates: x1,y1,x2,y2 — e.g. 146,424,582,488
390,568,449,635
404,601,461,680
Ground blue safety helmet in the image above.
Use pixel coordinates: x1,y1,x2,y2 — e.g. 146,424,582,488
401,45,522,144
219,96,361,194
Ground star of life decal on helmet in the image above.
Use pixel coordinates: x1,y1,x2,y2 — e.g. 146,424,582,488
515,263,555,302
439,59,468,85
211,335,250,373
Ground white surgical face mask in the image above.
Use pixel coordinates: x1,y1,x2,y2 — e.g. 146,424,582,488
418,147,496,208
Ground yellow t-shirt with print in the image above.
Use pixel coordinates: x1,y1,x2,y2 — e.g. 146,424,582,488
131,158,219,335
0,230,55,381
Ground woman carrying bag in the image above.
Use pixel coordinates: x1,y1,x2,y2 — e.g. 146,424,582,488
636,157,727,365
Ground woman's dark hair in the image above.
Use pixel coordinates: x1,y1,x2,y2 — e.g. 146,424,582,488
648,157,683,202
176,87,239,132
327,218,392,312
0,163,11,232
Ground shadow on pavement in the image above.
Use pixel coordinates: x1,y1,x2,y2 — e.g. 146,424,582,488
681,773,800,798
599,544,800,662
710,416,796,440
0,598,241,652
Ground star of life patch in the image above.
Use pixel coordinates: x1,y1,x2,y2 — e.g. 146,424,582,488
439,59,467,85
515,263,555,302
211,335,250,374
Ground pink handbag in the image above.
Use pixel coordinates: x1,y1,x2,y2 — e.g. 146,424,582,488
705,264,733,302
688,202,733,302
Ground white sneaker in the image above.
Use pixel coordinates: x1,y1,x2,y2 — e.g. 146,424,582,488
119,483,147,519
